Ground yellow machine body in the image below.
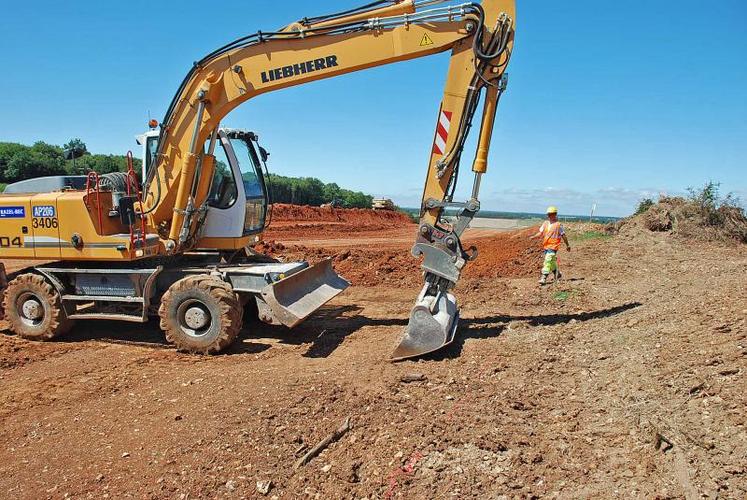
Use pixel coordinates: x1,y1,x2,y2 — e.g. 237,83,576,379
0,191,160,261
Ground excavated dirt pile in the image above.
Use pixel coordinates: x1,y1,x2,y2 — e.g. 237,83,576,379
270,204,413,225
613,196,747,244
256,229,542,287
265,204,414,239
462,228,544,280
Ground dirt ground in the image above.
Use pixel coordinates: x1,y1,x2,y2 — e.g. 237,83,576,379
0,206,745,499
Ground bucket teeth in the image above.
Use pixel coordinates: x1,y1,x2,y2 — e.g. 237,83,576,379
391,291,459,361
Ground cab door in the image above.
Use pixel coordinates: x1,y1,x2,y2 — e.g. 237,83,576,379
201,131,267,238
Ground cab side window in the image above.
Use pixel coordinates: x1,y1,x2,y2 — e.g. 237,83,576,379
208,141,238,209
146,136,159,172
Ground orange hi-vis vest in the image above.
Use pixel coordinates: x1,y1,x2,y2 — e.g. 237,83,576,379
540,221,563,251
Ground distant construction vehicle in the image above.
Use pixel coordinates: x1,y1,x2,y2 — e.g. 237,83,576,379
320,199,343,209
0,0,515,360
372,198,396,211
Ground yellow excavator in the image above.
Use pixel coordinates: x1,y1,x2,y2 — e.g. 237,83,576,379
0,0,515,360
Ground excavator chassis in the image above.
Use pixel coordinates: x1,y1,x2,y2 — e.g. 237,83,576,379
0,255,348,352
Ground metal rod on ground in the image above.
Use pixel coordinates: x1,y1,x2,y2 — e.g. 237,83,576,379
294,416,351,469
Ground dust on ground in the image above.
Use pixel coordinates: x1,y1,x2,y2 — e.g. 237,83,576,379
1,205,745,498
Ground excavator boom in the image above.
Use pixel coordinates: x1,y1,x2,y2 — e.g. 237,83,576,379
145,0,515,359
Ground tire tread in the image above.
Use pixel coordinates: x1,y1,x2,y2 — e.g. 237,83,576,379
158,275,242,354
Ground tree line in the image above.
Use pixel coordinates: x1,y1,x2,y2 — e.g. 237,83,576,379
0,139,142,185
0,139,374,209
266,174,373,208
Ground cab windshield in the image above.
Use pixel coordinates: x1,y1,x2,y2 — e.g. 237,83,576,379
229,138,265,199
230,137,267,234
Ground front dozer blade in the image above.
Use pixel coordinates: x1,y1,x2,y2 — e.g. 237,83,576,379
260,258,349,328
391,289,459,361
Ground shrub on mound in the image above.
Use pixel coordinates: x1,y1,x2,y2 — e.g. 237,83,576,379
614,183,747,244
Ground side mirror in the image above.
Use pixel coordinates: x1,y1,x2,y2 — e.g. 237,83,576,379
259,146,270,163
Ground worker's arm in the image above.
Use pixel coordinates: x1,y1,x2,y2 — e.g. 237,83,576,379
562,233,571,251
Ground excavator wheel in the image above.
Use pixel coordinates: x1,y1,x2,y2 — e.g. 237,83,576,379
2,273,74,340
159,275,243,354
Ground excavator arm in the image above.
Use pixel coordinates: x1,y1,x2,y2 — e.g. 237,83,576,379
143,0,516,359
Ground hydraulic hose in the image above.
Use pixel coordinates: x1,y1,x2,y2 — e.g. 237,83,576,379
301,0,393,25
470,4,512,63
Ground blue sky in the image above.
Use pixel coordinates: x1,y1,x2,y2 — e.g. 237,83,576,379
0,1,745,216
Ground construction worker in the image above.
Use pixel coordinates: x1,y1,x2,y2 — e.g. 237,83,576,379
531,206,571,285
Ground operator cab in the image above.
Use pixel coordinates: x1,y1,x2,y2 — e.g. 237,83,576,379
136,128,270,240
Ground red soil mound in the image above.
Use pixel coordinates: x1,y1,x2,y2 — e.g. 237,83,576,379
269,204,413,225
265,204,414,239
463,228,543,280
256,228,543,287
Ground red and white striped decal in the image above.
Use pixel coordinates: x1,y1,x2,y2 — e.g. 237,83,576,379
432,110,452,156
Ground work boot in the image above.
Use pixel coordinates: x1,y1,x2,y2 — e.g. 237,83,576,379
554,270,562,281
538,274,547,285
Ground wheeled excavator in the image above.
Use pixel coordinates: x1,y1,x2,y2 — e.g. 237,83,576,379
0,0,515,360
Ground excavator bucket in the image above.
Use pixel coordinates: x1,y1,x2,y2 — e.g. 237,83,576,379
260,258,349,328
391,287,459,361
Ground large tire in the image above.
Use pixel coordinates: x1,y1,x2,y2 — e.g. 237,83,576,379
158,275,243,354
2,273,73,340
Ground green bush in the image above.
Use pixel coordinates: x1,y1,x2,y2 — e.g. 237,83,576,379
634,198,654,215
0,141,66,182
685,181,742,227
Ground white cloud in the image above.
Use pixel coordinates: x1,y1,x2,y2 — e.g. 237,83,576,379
387,185,684,217
481,186,675,217
385,178,746,217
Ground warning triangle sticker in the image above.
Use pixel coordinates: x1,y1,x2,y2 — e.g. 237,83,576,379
420,33,434,47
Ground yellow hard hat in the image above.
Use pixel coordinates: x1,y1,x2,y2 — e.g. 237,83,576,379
546,206,558,214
